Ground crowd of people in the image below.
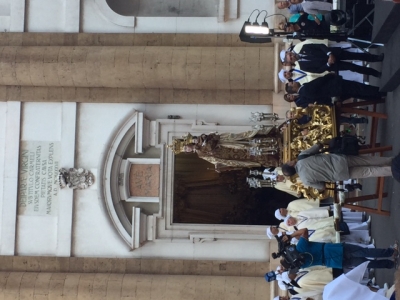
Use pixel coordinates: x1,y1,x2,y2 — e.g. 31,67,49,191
267,4,399,299
266,198,398,299
277,27,394,190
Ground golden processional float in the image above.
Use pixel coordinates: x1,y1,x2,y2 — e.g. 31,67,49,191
167,106,336,200
281,105,337,200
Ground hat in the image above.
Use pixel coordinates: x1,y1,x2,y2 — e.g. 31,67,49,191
266,227,274,239
278,69,286,83
391,151,400,182
280,50,286,62
275,208,285,220
266,227,283,239
265,271,277,282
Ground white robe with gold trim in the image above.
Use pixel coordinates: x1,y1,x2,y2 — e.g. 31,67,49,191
285,199,322,217
294,268,333,294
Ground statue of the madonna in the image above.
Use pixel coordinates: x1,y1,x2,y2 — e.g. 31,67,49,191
168,128,281,172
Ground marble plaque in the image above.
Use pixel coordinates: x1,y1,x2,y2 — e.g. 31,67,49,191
129,164,160,197
18,141,60,216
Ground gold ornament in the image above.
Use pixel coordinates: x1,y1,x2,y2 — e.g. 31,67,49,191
282,105,337,200
167,133,197,154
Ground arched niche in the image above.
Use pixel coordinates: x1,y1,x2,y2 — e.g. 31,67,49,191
94,0,136,27
101,111,157,250
105,0,217,17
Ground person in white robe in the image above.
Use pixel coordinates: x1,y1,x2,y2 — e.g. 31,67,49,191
268,221,333,244
283,209,337,243
274,198,324,221
281,267,333,294
277,204,371,245
287,213,373,245
274,263,392,300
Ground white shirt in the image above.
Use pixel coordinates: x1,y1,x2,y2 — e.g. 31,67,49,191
301,1,332,15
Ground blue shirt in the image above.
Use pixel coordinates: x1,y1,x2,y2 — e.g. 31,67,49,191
296,237,344,269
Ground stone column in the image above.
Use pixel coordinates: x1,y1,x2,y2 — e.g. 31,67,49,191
0,34,277,104
0,46,274,90
0,271,269,300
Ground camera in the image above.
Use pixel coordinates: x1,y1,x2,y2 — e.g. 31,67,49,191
271,235,306,271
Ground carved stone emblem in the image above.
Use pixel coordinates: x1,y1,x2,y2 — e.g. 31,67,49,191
59,168,94,189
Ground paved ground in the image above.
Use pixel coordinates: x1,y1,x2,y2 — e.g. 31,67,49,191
355,15,400,286
367,75,400,287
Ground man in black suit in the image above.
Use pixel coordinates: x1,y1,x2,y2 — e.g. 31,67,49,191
283,93,332,107
285,73,385,100
284,43,384,77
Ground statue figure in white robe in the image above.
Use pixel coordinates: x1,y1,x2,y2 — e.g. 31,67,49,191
274,198,326,221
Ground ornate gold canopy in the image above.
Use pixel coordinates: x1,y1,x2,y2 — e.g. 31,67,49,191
282,104,337,200
167,133,197,154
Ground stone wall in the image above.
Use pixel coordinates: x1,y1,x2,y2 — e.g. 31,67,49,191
0,256,271,299
0,256,270,277
0,33,276,47
0,33,276,105
0,272,269,300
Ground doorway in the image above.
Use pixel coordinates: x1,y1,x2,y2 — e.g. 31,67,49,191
173,153,296,225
